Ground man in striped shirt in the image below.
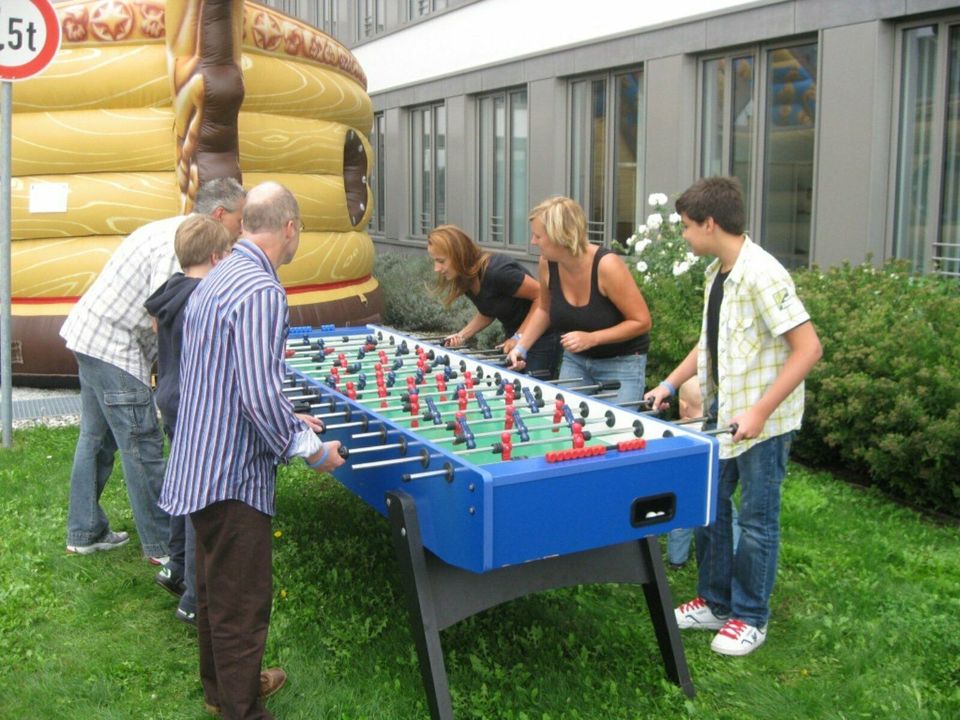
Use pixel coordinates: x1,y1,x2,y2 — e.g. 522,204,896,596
160,181,344,719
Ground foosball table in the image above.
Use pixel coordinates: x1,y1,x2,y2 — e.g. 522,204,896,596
282,324,720,719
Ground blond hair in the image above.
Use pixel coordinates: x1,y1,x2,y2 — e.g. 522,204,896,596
175,214,234,269
528,196,588,256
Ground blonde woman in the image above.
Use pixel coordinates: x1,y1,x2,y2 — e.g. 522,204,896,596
427,224,561,378
505,197,652,403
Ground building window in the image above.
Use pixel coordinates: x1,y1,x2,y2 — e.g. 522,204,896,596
410,103,446,236
319,0,338,37
894,21,960,277
698,42,817,269
409,0,447,19
570,69,643,245
478,88,528,247
357,0,385,39
369,112,385,234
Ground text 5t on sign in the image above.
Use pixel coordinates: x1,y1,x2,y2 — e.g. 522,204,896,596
0,0,61,81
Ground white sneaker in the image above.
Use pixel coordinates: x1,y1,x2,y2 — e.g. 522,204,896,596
66,530,130,555
675,596,728,630
710,619,767,656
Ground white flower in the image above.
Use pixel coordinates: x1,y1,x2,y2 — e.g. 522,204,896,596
625,235,637,247
685,251,698,264
636,224,647,236
645,213,663,230
648,192,668,207
634,238,652,255
672,260,690,276
668,212,682,224
643,273,652,283
635,260,648,273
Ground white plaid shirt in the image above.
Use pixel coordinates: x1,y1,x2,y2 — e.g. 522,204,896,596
60,215,186,385
698,237,810,459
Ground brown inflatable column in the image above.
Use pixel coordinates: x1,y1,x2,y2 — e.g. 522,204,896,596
167,0,245,210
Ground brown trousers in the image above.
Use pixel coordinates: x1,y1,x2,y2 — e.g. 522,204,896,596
192,500,274,720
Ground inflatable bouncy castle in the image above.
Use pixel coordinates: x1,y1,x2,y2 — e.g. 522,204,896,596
8,0,383,384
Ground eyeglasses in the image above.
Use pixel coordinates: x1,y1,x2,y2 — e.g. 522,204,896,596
290,219,305,232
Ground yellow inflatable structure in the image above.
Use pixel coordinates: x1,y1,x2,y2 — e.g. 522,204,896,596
8,0,383,384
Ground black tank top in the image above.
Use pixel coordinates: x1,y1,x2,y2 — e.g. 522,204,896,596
548,247,649,359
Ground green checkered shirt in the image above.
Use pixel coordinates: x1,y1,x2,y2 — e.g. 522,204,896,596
698,237,810,459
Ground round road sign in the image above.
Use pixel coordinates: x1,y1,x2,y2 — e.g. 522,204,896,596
0,0,61,81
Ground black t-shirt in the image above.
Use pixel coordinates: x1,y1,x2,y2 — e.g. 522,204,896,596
707,269,730,385
466,254,532,338
547,247,649,359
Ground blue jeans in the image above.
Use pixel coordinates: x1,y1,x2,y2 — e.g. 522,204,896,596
666,505,741,566
66,353,170,556
558,351,646,406
524,331,561,380
695,431,795,629
165,425,197,614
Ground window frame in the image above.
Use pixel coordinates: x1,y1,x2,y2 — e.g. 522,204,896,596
695,37,820,269
477,86,529,249
566,66,645,247
888,15,959,277
409,102,447,238
369,112,386,235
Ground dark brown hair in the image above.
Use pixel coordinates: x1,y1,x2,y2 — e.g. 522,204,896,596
675,176,746,236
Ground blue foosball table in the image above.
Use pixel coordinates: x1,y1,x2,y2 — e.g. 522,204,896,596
283,324,720,719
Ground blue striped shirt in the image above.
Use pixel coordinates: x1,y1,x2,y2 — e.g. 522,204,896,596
160,239,308,517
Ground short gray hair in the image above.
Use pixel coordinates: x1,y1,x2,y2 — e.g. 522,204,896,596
193,177,246,215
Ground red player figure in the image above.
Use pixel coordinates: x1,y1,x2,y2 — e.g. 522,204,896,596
572,421,585,449
500,431,512,461
553,398,565,432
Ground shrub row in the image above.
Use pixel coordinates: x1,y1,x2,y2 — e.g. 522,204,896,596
373,252,505,348
376,246,960,515
643,260,960,516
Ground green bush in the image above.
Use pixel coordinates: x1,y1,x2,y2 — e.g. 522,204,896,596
793,262,960,514
615,199,706,385
373,252,504,348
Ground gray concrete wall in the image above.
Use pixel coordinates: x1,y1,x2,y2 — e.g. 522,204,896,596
812,21,895,269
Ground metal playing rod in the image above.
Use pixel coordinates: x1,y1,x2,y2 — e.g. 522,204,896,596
455,424,642,456
350,450,441,471
430,414,607,444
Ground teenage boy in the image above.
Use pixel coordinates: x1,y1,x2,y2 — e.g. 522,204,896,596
145,214,235,626
645,176,822,656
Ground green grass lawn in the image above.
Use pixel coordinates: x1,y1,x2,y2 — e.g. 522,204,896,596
1,425,958,719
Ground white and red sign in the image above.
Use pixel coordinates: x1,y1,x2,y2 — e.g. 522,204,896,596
0,0,61,81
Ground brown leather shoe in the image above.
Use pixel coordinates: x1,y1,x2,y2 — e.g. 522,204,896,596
202,668,287,715
260,667,287,699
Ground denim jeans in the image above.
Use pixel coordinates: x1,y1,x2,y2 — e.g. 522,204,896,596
695,431,795,628
524,331,562,380
558,350,646,405
164,426,197,614
66,352,170,556
666,505,741,565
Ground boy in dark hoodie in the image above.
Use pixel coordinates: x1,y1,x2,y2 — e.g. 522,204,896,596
145,214,235,626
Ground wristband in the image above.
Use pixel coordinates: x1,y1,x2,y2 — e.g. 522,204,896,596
512,333,522,341
659,380,676,397
515,343,528,360
306,444,330,469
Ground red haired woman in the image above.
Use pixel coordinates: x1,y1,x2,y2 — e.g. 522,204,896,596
427,224,561,378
